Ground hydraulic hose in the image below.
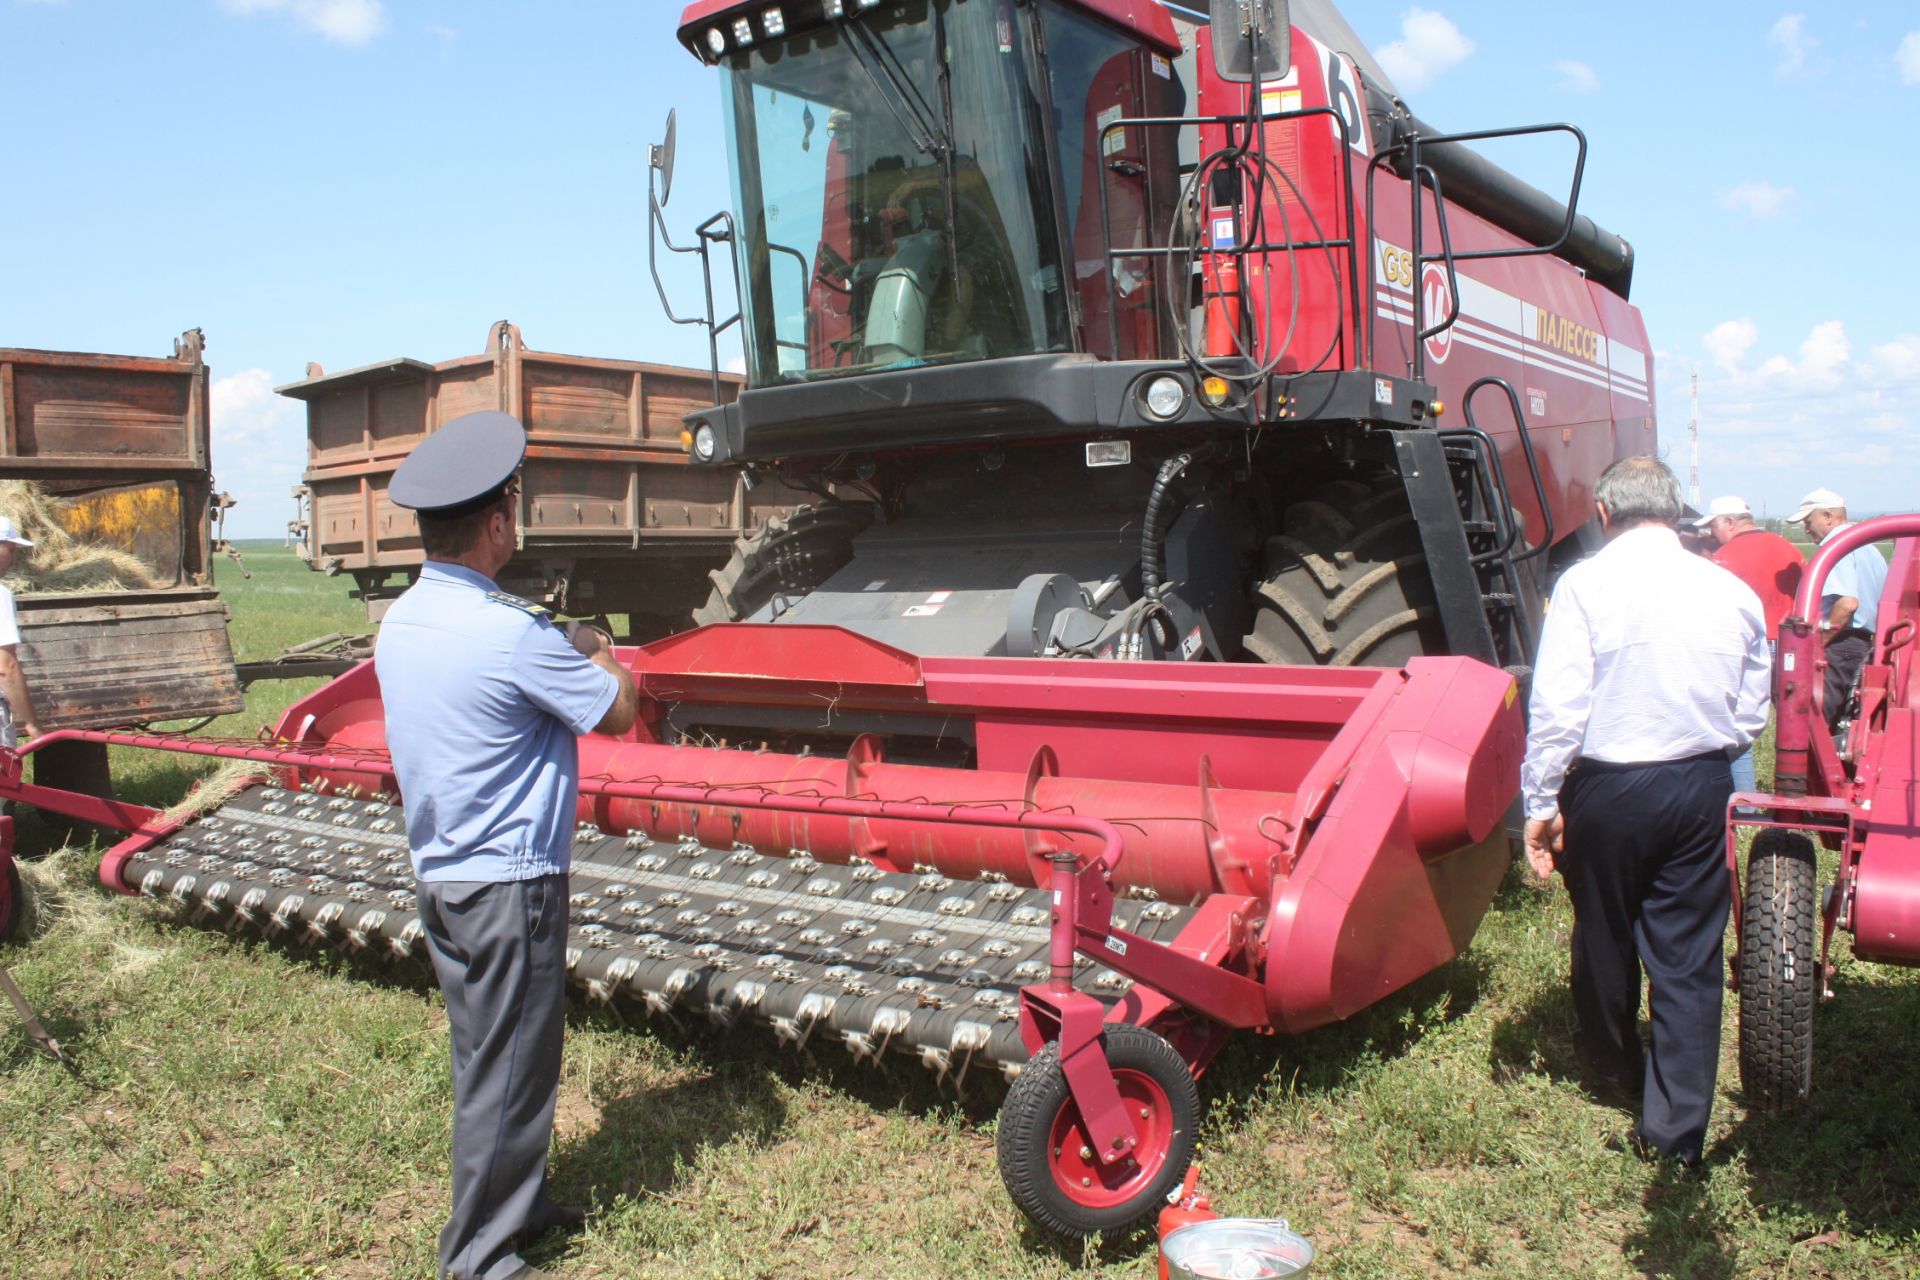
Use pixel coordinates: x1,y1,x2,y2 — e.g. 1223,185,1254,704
1140,451,1198,596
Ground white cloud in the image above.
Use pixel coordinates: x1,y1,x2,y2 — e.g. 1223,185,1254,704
1702,318,1758,373
1376,9,1475,93
1898,31,1920,84
1554,59,1598,93
1667,319,1920,516
216,0,385,46
1720,181,1794,219
210,369,308,538
1769,13,1817,78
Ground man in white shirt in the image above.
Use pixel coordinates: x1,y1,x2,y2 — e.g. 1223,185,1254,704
0,517,43,749
1522,457,1770,1167
1785,487,1889,731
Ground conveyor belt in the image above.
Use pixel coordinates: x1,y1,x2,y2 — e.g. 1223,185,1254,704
125,783,1199,1080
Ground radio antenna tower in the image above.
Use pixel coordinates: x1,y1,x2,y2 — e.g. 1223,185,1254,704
1688,371,1701,508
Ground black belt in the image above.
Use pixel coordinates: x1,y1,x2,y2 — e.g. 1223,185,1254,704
1573,748,1731,775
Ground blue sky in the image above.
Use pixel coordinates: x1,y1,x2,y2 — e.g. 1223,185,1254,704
4,0,1916,535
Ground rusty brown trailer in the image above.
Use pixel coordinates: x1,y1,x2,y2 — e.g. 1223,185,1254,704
0,330,244,743
283,321,807,630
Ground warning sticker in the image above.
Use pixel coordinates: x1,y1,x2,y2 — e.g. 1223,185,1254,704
864,580,888,592
924,590,953,604
1211,216,1238,251
1151,54,1171,80
1097,104,1125,156
1181,626,1204,659
903,604,942,618
1106,936,1129,957
1374,378,1394,406
1260,88,1303,117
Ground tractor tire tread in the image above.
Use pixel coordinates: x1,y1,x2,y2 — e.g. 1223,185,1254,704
1737,828,1818,1112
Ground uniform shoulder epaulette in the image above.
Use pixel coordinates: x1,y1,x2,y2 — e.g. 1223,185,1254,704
484,590,553,620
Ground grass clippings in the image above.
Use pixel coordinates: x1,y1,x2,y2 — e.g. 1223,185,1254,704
0,478,165,594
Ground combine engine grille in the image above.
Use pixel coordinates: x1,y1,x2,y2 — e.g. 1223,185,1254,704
127,783,1197,1081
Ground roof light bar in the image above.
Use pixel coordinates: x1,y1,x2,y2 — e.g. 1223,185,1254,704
705,25,728,56
732,15,754,45
761,6,785,37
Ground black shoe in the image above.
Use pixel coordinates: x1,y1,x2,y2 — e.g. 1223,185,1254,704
516,1201,589,1245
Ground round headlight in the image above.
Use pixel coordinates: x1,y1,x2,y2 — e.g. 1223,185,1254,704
706,26,728,56
1143,375,1188,420
692,423,718,461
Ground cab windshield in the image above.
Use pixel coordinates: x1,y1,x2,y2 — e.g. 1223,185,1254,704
719,0,1071,386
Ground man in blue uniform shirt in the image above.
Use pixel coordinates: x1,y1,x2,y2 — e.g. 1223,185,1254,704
377,411,637,1280
1786,487,1889,732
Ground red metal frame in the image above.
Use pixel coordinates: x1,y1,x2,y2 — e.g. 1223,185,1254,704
1730,513,1920,988
675,0,1182,58
0,623,1523,1162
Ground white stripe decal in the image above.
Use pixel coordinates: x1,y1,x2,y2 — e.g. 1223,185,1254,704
1374,303,1649,403
1376,290,1648,394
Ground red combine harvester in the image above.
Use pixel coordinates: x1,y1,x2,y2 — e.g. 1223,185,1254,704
0,0,1651,1239
1733,516,1920,1111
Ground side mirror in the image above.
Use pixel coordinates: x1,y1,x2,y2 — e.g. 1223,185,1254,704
1209,0,1291,84
650,109,679,208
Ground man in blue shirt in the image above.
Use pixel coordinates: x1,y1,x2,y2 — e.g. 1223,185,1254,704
377,411,637,1280
1787,487,1889,731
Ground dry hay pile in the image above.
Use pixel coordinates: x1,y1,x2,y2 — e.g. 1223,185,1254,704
0,480,164,594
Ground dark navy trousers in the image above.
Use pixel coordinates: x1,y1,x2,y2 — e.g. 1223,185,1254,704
1558,752,1733,1163
418,873,569,1280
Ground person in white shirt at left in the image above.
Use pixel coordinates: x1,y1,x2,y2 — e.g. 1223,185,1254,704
1521,456,1770,1169
0,516,43,749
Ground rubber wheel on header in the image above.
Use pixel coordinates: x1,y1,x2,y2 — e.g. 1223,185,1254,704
0,853,23,944
996,1024,1198,1240
1242,479,1445,667
690,502,873,627
1737,829,1818,1111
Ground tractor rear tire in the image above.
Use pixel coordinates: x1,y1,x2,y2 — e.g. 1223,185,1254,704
996,1023,1198,1240
691,503,871,627
1242,481,1444,667
1737,828,1818,1111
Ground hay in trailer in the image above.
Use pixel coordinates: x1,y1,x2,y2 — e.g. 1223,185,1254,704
0,480,165,594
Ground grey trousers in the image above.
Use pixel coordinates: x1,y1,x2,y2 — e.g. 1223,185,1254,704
417,874,569,1280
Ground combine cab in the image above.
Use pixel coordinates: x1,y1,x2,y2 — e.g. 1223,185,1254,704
2,0,1652,1242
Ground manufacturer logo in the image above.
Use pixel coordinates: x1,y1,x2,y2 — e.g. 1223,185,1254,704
1421,263,1454,365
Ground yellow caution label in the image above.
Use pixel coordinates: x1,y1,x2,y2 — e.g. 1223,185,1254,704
1504,679,1518,710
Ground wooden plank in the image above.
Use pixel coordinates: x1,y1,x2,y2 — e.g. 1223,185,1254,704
16,597,244,728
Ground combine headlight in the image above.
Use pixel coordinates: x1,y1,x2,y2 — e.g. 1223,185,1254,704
732,16,754,46
761,6,785,37
692,423,719,462
857,0,881,8
705,26,727,56
823,0,844,14
1143,375,1188,420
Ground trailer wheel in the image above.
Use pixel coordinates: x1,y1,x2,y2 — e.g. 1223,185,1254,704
691,503,872,626
1738,828,1818,1111
1242,483,1443,667
0,853,22,944
996,1024,1198,1240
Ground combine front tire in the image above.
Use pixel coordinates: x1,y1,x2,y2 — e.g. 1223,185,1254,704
996,1024,1198,1239
1243,483,1442,667
1737,829,1818,1111
691,503,870,626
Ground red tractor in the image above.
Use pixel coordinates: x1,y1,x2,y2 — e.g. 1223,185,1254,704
0,0,1654,1241
1732,516,1920,1109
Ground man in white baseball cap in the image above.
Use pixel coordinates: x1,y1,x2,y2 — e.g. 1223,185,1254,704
1786,487,1888,730
0,516,44,749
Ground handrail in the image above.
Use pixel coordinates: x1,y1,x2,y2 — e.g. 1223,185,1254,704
1092,105,1364,380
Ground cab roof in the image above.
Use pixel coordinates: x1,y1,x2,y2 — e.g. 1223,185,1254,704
676,0,1182,60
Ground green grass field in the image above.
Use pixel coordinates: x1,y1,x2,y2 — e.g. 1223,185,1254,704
3,548,1916,1278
